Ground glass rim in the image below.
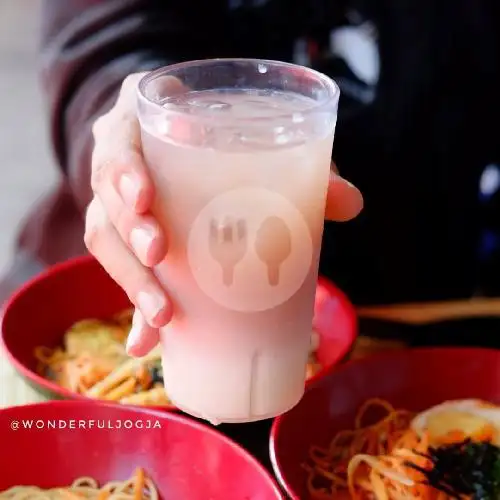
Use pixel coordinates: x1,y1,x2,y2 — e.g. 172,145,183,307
137,58,340,125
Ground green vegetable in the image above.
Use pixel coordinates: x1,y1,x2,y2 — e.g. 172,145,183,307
406,440,500,499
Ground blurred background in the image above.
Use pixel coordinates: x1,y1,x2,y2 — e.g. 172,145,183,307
0,0,53,405
0,0,56,274
2,0,500,296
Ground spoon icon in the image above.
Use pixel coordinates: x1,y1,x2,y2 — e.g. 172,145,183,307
254,216,292,286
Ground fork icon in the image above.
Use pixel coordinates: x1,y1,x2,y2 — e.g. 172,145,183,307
209,217,248,286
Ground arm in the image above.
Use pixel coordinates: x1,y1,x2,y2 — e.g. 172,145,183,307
41,0,226,212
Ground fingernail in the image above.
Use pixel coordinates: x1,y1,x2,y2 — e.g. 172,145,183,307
345,179,356,189
130,225,156,263
126,311,144,353
119,174,141,208
137,290,166,324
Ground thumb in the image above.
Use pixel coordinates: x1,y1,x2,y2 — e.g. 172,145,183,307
325,167,363,222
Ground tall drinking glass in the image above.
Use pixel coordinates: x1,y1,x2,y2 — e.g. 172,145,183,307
137,59,339,424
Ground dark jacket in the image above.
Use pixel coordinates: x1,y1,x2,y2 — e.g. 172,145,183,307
2,0,500,305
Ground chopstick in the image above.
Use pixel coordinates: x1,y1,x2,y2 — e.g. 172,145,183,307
357,298,500,325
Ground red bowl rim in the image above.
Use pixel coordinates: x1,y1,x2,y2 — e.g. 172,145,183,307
268,346,500,499
0,255,173,410
0,399,284,498
0,255,357,411
310,276,358,384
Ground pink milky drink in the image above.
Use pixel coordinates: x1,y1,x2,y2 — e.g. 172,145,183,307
137,59,339,424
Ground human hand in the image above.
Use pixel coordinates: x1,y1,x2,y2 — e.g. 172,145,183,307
85,72,364,357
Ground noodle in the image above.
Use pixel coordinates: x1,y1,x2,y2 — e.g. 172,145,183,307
0,468,158,500
304,399,433,499
305,398,500,499
35,310,323,406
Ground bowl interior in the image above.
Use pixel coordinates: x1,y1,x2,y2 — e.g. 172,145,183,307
270,347,500,499
0,402,282,499
1,256,357,404
1,256,131,396
2,256,130,367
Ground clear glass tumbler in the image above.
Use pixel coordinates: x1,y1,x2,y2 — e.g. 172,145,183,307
137,59,339,424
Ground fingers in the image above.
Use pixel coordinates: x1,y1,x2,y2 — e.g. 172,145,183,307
90,72,188,269
325,165,364,222
91,109,154,215
115,73,149,111
126,310,160,357
91,73,167,267
97,171,166,267
86,71,191,354
85,197,172,328
92,71,182,215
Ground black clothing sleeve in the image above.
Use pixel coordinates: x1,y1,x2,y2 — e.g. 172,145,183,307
40,0,227,211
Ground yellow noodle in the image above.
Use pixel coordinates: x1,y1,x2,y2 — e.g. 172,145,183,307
0,469,157,500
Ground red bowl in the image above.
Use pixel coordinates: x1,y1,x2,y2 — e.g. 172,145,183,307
0,255,357,408
0,256,141,406
0,401,283,499
270,347,500,499
312,276,357,383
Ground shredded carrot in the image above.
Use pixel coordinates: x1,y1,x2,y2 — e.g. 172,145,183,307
434,430,466,445
472,423,495,442
135,366,152,391
96,489,109,500
133,468,145,500
62,491,83,500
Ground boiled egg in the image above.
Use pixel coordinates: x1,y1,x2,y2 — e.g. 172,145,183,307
411,399,500,445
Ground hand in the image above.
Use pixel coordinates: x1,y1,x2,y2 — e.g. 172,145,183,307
85,72,364,357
